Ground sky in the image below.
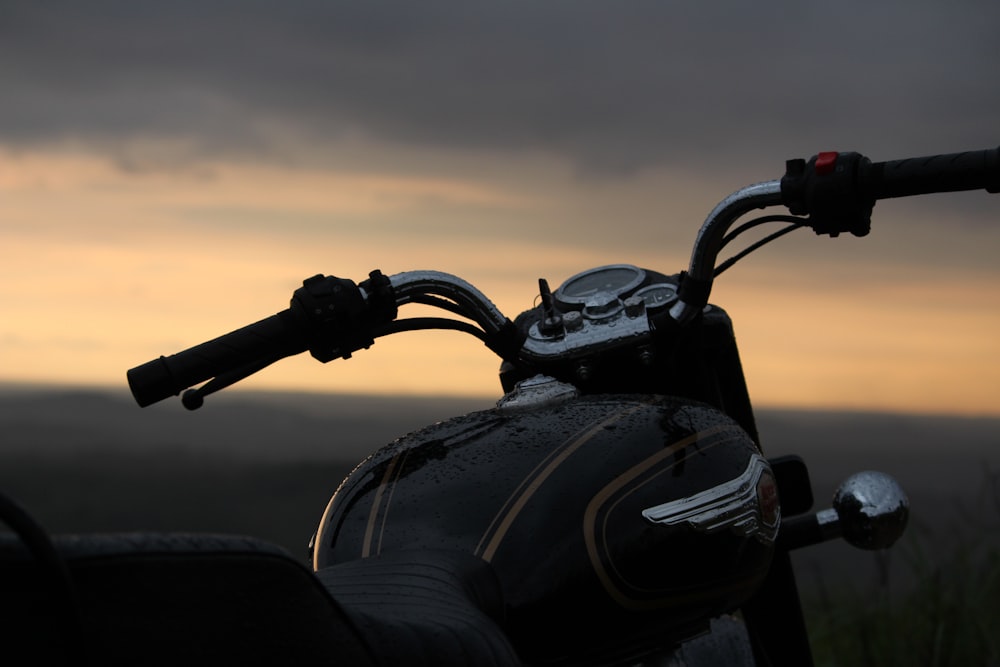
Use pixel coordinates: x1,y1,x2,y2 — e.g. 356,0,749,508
2,1,999,416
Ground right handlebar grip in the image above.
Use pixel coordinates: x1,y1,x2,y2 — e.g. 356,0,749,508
866,146,1000,200
126,309,307,407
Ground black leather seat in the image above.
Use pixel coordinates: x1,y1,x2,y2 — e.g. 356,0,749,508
315,549,523,667
1,532,379,666
1,483,521,667
1,532,523,666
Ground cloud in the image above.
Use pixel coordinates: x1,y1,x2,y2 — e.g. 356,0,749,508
3,1,998,175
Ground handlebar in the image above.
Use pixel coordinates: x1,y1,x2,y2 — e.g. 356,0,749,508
127,310,306,408
781,147,1000,237
127,271,397,408
668,145,1000,324
865,147,1000,199
128,145,997,407
126,270,522,409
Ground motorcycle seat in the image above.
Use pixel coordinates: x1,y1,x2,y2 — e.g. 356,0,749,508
1,532,523,666
0,531,378,666
315,548,523,667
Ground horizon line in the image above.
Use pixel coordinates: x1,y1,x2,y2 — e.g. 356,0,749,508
2,379,998,422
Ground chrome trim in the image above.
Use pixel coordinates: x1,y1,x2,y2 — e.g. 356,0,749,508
496,375,579,413
810,507,842,543
642,454,779,543
521,307,652,361
832,470,909,550
633,283,678,312
669,180,783,325
389,270,509,334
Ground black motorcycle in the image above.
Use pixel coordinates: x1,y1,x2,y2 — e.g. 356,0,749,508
3,147,997,666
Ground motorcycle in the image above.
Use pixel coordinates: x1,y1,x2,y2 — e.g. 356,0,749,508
2,147,997,666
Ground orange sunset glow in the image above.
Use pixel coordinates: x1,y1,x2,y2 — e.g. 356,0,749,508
2,3,998,416
4,144,999,416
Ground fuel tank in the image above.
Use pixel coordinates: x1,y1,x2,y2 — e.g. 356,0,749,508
313,377,778,665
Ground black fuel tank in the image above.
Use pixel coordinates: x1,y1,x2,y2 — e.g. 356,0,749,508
313,384,777,664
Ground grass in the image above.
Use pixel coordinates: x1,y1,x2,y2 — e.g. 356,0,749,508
804,467,1000,667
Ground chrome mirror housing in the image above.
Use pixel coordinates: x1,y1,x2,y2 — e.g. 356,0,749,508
831,470,910,550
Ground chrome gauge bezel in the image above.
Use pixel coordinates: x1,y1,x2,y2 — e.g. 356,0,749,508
553,264,646,309
633,282,679,312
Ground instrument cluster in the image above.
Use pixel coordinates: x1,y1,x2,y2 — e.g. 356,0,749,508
522,264,679,362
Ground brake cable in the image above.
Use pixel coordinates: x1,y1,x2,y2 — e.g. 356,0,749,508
714,214,808,277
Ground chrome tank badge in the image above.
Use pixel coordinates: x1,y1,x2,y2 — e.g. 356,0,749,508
641,454,780,543
496,374,579,414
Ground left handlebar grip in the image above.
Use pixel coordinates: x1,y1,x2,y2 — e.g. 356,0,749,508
126,309,307,407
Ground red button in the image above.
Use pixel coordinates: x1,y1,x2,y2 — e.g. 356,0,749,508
815,151,839,175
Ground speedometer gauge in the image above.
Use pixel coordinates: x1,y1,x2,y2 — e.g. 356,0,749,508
554,265,646,307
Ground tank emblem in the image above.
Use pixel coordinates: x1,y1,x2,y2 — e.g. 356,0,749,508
496,374,579,413
641,453,779,543
583,424,745,610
